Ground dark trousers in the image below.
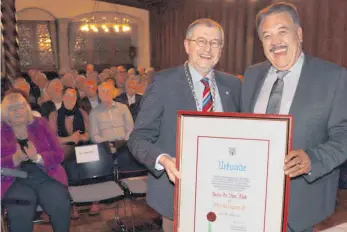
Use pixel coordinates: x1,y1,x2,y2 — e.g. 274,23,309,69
2,163,71,232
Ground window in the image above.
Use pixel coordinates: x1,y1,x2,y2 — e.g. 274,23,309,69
18,21,56,71
70,22,133,70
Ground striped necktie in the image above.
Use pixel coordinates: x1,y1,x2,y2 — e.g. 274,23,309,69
201,77,213,112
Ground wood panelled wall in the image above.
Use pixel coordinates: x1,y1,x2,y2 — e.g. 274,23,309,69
150,0,347,75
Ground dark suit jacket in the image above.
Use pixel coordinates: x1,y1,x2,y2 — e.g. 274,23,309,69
241,54,347,231
40,101,56,119
128,65,241,219
78,97,100,115
115,93,142,122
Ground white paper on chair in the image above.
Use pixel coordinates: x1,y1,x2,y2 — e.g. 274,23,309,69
75,144,100,163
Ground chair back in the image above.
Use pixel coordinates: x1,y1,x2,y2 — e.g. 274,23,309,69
68,142,115,185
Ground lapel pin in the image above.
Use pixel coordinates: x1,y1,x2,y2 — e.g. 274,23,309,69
226,91,229,95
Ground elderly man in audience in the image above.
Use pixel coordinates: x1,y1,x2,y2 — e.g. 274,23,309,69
61,73,76,88
1,91,71,232
127,68,137,82
115,66,128,93
115,79,142,122
75,75,87,98
27,69,41,101
48,87,99,216
33,72,49,104
41,78,64,118
86,64,94,75
79,80,99,114
89,82,133,157
13,78,41,116
86,71,98,82
98,72,109,84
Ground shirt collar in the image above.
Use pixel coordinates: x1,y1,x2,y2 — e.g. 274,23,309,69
188,63,214,84
269,52,305,75
127,94,135,101
101,101,117,109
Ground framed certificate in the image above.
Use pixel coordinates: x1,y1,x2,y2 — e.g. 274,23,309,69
174,111,292,232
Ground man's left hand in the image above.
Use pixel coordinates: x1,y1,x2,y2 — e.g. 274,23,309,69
284,149,311,178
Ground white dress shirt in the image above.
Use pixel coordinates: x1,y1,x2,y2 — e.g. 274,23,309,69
254,53,305,114
127,94,136,106
155,64,224,170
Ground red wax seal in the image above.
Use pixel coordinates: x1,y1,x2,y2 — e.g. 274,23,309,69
207,211,217,222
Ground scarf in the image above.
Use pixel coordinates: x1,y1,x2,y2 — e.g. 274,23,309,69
57,104,85,139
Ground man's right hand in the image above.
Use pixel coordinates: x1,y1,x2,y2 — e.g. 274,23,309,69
159,155,181,183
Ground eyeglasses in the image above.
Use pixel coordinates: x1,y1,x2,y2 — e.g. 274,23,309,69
186,37,223,48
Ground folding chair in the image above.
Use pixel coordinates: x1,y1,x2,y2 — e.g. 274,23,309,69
114,146,160,231
67,142,129,231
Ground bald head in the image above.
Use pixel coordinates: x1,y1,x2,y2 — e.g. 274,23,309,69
13,78,30,95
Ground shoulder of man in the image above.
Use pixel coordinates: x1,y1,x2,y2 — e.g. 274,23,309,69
151,65,184,82
304,54,346,75
215,70,239,82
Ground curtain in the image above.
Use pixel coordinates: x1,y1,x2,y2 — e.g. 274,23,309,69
150,0,347,74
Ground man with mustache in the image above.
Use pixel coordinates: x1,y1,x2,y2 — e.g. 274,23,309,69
128,18,241,232
241,2,347,232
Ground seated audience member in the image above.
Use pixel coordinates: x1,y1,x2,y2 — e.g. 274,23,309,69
75,75,86,98
102,68,111,75
48,88,89,158
79,80,99,114
89,82,134,155
115,79,142,121
13,78,41,115
40,79,64,118
86,71,98,82
136,67,148,95
105,77,121,98
115,66,128,93
86,64,94,75
33,72,49,103
61,73,76,88
27,69,41,101
48,87,99,216
127,68,137,82
1,92,71,232
98,72,109,83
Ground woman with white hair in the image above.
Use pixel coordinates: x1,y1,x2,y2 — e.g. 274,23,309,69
1,91,71,232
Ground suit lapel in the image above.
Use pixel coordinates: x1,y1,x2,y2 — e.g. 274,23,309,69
250,62,271,112
178,66,197,110
214,72,229,111
289,55,311,115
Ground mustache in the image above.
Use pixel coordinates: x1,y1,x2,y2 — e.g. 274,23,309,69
269,45,288,53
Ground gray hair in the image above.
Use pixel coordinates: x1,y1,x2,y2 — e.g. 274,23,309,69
256,2,301,34
13,78,30,90
185,18,224,42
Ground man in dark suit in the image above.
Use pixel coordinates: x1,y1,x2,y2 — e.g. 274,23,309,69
78,80,99,114
128,18,241,232
241,2,347,232
115,79,142,122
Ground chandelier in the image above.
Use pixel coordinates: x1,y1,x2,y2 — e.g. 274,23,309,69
79,16,131,33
